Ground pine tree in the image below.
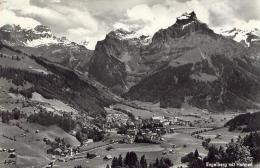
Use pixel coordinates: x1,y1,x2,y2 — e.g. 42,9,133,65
118,154,123,167
155,158,159,167
124,152,130,166
111,157,119,168
194,149,199,158
140,155,147,168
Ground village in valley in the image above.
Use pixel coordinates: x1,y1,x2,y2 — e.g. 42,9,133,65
0,98,244,168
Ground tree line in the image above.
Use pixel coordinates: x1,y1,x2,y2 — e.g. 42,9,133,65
109,152,173,168
182,132,260,168
27,109,76,132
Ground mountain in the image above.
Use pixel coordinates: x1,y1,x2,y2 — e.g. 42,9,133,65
3,12,259,113
88,28,151,93
123,12,260,112
218,28,260,47
0,41,116,121
218,28,260,62
225,111,260,132
0,24,93,73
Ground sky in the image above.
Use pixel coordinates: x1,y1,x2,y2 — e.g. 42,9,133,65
1,0,260,49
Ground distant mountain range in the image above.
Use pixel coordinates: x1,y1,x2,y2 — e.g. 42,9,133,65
1,11,260,113
0,24,93,74
217,28,260,47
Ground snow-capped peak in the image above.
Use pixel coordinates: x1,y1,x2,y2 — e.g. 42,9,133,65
113,28,141,40
216,28,260,47
177,11,197,21
109,28,152,45
24,25,62,47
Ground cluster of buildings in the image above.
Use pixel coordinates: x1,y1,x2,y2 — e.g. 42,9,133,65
1,148,17,165
151,115,191,126
104,112,193,144
125,115,192,143
104,113,131,133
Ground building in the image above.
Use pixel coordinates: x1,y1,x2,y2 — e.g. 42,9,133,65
152,116,165,123
127,129,137,136
104,155,112,160
83,139,94,146
169,128,175,133
53,148,62,155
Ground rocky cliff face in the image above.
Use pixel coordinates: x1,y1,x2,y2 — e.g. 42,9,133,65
88,29,151,93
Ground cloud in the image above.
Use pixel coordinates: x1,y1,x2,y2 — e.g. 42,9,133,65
0,9,40,28
120,0,260,36
1,0,260,49
66,27,106,49
1,0,104,49
123,1,208,36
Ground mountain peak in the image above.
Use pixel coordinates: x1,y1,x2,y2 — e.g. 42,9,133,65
151,11,214,46
108,28,139,40
174,11,201,29
106,28,151,45
177,11,197,21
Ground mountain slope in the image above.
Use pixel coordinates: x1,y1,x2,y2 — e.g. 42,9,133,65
0,41,116,119
124,12,260,112
225,111,260,132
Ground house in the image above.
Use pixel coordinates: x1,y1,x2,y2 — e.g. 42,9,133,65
83,139,94,146
8,152,16,158
155,127,167,134
169,128,175,133
152,116,165,123
103,155,112,160
123,135,135,144
53,148,62,155
163,121,170,126
127,129,137,136
8,149,15,153
86,139,93,143
71,130,77,136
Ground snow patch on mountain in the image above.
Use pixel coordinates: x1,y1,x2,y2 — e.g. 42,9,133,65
26,37,59,47
0,24,81,48
216,28,260,47
112,29,152,46
182,21,195,30
177,12,193,20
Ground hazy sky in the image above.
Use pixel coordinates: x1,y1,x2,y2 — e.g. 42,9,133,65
1,0,260,49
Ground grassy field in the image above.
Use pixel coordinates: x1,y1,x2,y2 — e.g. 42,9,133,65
0,121,80,167
54,131,209,168
199,127,246,145
0,48,51,75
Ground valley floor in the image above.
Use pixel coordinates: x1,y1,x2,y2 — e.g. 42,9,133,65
0,100,249,168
